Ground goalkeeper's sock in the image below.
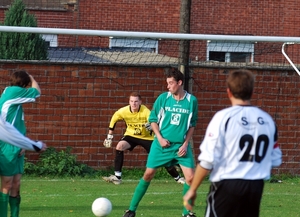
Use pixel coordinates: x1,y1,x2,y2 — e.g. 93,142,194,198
0,192,9,217
114,172,122,180
129,178,150,211
165,166,180,179
9,195,21,217
174,176,181,181
182,183,191,215
114,150,124,172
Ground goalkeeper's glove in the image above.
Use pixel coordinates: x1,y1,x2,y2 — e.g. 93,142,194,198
145,122,152,131
103,134,113,148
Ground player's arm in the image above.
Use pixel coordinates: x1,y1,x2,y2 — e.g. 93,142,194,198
178,127,195,156
0,118,47,152
179,98,198,155
103,109,123,148
103,127,114,148
150,122,171,148
29,74,41,94
183,164,210,211
271,126,282,167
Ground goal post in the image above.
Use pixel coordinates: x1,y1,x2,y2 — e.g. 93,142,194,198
0,25,300,73
1,26,300,42
282,42,300,76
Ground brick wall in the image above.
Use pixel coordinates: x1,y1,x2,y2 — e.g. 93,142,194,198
2,1,299,34
0,62,298,175
2,1,300,42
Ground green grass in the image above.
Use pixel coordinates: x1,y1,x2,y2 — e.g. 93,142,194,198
16,176,300,217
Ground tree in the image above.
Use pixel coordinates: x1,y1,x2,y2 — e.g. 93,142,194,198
179,0,191,92
0,0,48,60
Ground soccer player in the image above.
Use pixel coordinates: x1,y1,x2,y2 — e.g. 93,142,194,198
0,113,46,217
183,69,282,217
122,68,198,217
0,70,45,217
102,91,185,185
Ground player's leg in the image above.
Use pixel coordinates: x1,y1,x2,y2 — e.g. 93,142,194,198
0,144,20,217
9,151,24,217
0,176,13,217
237,180,264,217
205,179,264,217
123,139,172,217
123,168,156,217
165,166,185,184
141,140,185,184
180,166,196,217
0,191,9,217
9,174,22,217
177,145,196,216
102,137,131,184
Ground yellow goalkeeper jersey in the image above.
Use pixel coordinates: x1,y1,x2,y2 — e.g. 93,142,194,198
109,105,154,140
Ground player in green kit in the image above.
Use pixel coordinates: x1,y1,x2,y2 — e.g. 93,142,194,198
102,92,185,185
122,68,198,217
0,70,42,217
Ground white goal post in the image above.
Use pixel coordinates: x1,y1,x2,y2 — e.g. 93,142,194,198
0,26,300,42
1,25,300,72
282,42,300,76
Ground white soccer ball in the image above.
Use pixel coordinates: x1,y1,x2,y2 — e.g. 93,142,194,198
91,197,112,217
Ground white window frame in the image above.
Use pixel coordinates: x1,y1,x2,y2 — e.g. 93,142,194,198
109,38,158,53
207,41,254,62
42,34,58,47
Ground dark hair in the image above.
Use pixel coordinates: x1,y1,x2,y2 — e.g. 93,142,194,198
226,69,254,100
129,91,142,100
166,68,184,83
10,70,31,88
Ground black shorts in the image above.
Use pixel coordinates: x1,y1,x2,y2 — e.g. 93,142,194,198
121,136,153,153
205,179,264,217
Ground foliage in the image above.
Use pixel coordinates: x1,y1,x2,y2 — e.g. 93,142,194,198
24,147,97,177
24,147,185,179
0,0,48,60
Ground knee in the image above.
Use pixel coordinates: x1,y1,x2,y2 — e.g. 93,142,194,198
184,174,194,185
1,182,13,193
143,170,155,181
115,144,122,151
116,142,129,151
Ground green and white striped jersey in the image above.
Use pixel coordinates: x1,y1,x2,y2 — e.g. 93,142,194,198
149,91,198,144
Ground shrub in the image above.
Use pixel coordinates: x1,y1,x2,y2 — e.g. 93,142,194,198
24,147,96,177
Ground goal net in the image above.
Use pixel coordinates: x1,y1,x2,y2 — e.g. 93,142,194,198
0,26,299,70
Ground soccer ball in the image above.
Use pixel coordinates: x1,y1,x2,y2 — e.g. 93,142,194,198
91,197,112,217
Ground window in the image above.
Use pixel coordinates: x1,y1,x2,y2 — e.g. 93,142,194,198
42,34,58,47
207,41,254,63
109,38,158,53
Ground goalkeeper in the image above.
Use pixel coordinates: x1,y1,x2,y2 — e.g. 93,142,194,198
102,92,185,185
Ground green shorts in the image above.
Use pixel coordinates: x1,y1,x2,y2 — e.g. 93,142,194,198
0,142,24,176
146,139,195,169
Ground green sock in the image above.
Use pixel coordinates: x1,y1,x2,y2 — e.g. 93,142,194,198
182,183,190,215
9,196,21,217
129,178,151,211
0,192,9,217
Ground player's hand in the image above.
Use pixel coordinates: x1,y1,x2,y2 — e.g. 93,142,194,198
158,137,170,148
19,149,25,157
103,134,113,148
177,145,187,157
183,190,197,211
145,122,152,131
39,142,47,152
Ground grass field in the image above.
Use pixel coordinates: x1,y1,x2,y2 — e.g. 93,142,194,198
17,176,300,217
